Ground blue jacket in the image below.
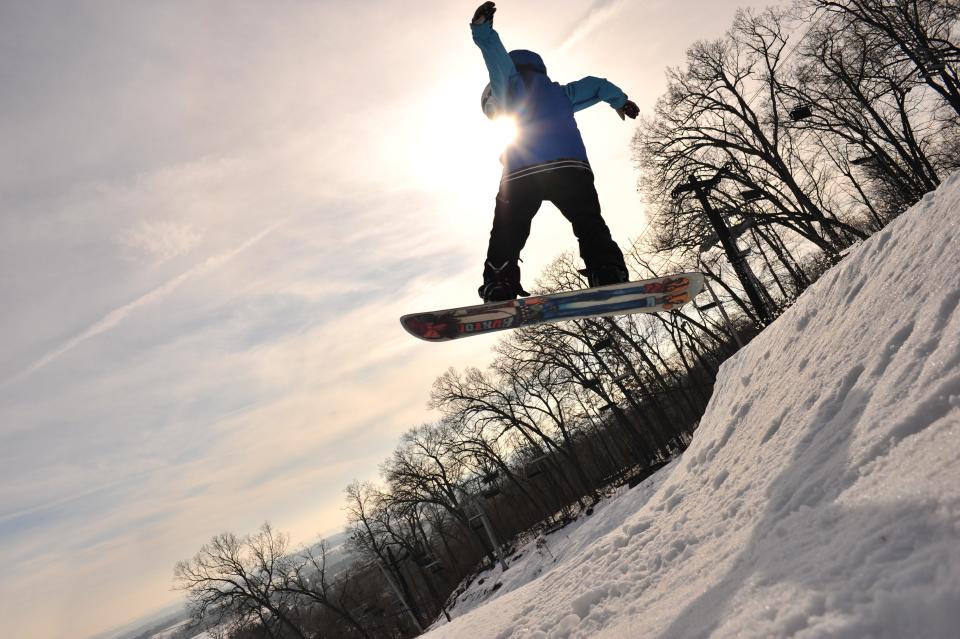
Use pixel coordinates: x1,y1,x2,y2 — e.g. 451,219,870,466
471,22,629,179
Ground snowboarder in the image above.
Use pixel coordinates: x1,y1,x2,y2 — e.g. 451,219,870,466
471,1,640,302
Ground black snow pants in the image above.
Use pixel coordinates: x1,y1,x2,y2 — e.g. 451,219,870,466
480,164,626,297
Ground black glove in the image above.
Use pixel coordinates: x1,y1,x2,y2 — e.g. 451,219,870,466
617,99,640,120
472,2,496,26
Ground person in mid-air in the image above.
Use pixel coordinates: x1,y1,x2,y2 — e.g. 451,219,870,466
471,1,640,302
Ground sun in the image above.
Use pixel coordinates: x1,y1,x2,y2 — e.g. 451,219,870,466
393,87,519,192
489,116,518,147
418,111,517,188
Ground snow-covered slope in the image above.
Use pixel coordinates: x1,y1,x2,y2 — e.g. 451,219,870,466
425,173,960,639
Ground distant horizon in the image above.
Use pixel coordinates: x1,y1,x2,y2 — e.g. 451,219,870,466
84,601,186,639
87,525,355,639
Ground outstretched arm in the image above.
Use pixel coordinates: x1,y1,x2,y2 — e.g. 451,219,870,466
563,76,639,119
470,3,516,109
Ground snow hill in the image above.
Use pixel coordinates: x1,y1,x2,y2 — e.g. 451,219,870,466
425,173,960,638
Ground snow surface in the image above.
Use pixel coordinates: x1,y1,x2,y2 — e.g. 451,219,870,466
145,619,193,639
424,172,960,639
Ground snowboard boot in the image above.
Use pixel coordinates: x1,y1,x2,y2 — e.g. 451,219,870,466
580,264,629,288
481,280,516,303
479,260,529,302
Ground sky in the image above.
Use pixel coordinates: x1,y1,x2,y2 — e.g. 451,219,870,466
0,1,776,637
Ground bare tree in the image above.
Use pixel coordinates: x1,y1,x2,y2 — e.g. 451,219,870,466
810,0,960,116
173,524,306,639
343,481,427,629
281,541,373,639
634,7,867,261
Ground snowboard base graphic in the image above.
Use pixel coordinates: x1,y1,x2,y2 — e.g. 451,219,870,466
400,272,704,342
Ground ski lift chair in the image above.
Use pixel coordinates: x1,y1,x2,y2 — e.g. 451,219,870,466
788,103,813,121
413,551,434,567
591,336,614,351
525,454,548,478
846,143,877,166
917,49,947,74
482,485,501,499
480,471,501,498
582,377,602,389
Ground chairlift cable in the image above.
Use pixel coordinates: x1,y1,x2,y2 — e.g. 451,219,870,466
740,7,834,114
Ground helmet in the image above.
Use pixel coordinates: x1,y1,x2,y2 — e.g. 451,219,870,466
481,83,499,120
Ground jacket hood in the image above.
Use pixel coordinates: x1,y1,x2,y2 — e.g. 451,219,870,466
509,49,547,75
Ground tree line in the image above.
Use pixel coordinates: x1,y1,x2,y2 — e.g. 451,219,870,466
172,2,958,637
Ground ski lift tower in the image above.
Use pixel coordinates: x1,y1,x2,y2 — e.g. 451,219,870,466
673,168,774,325
468,495,509,572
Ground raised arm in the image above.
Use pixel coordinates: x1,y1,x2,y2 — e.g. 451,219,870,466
470,2,516,109
563,76,640,120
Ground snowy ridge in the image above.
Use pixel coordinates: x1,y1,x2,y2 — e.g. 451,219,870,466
425,172,960,638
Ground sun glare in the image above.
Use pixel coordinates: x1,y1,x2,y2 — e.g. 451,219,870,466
491,116,518,147
392,84,520,194
420,113,517,189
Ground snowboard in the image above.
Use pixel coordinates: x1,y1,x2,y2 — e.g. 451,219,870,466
400,272,704,342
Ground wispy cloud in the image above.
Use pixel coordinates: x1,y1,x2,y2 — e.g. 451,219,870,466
0,1,763,637
2,218,288,388
120,219,203,263
558,0,630,52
